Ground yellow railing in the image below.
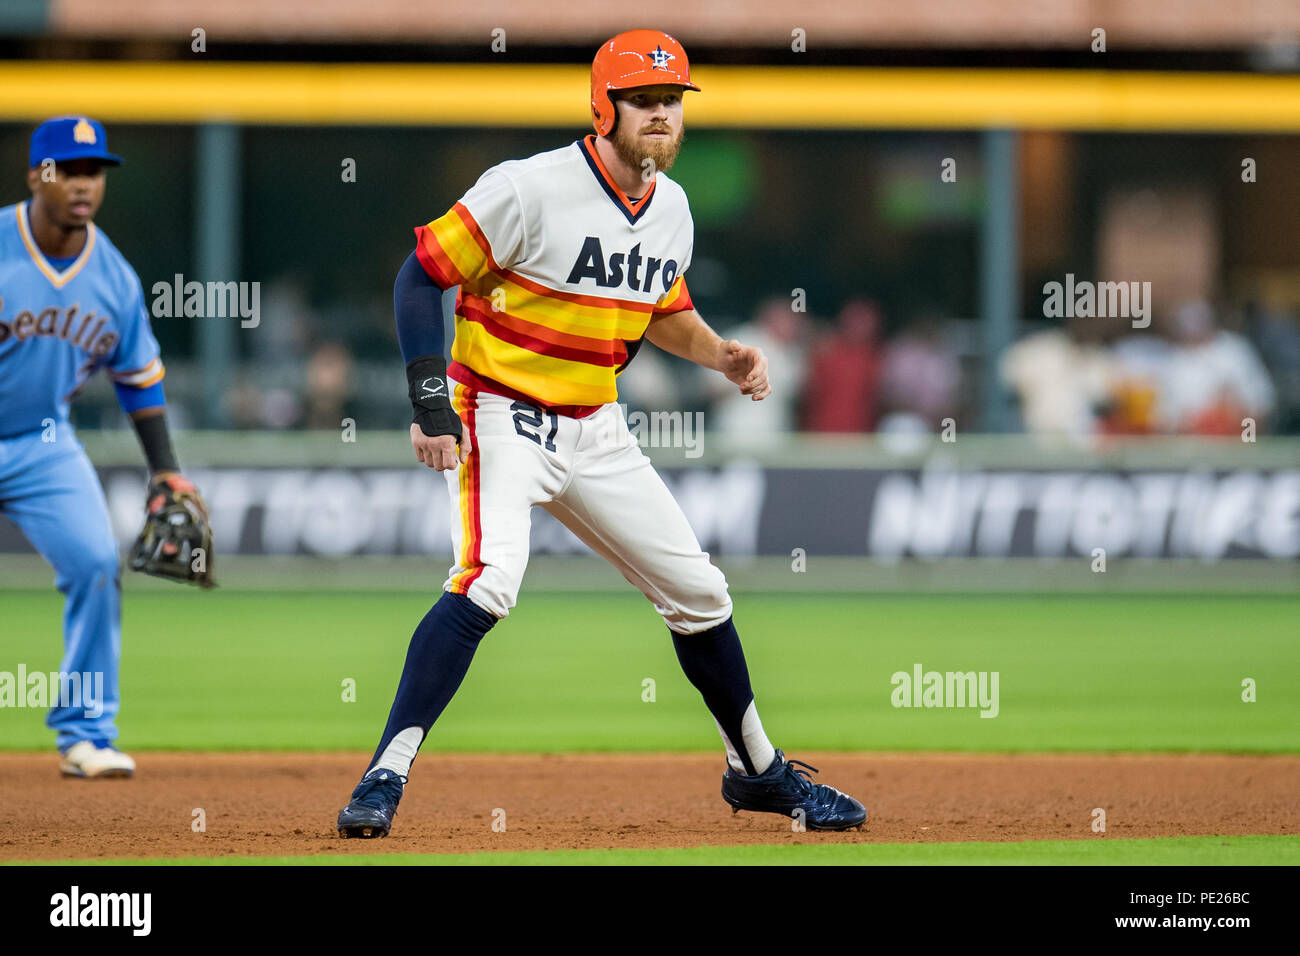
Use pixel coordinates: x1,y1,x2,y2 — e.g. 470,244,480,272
2,63,1299,130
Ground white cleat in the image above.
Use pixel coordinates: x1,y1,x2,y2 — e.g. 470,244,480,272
59,740,136,778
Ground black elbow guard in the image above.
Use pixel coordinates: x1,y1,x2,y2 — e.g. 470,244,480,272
406,354,462,440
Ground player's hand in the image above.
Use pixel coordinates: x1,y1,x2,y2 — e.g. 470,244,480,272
147,470,209,522
717,339,771,401
410,422,471,471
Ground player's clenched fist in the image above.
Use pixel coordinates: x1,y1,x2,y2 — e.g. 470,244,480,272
410,422,471,471
717,338,771,401
406,354,470,470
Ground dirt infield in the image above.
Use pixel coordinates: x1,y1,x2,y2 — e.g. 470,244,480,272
1,752,1296,861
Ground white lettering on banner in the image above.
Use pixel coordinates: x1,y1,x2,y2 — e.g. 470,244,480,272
365,472,417,554
1202,472,1261,560
72,466,1300,561
105,469,452,557
912,469,960,558
100,465,765,558
1069,474,1136,556
1032,473,1079,555
868,473,915,561
974,474,1024,556
299,472,375,555
1170,472,1215,558
261,470,311,553
663,463,766,557
1130,473,1179,557
873,469,988,559
1258,472,1300,558
866,468,1300,560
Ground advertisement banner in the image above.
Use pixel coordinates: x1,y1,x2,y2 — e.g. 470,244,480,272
1,464,1296,560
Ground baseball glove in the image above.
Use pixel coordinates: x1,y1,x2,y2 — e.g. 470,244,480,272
128,473,216,589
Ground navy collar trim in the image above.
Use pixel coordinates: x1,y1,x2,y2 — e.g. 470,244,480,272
577,136,655,226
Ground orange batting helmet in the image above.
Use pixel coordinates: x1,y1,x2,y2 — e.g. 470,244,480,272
590,29,700,137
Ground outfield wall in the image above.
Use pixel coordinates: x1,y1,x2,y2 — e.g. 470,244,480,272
1,432,1295,569
0,461,1292,562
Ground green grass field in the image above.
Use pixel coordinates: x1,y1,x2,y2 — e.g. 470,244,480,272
2,590,1295,753
29,835,1298,866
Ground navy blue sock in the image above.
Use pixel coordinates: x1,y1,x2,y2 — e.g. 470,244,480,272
671,616,760,774
368,591,497,771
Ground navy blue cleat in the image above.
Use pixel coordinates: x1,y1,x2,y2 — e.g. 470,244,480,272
337,768,407,839
721,749,867,831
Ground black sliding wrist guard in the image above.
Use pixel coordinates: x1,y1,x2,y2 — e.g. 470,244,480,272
406,354,461,440
132,411,180,475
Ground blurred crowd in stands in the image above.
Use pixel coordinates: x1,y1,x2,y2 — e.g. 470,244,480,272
76,277,1299,441
648,296,1290,441
999,300,1291,439
624,295,1296,441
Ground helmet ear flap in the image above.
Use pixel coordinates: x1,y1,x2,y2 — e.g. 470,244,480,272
605,93,619,136
592,91,620,137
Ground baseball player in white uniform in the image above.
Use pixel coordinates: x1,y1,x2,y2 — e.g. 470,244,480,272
337,29,866,838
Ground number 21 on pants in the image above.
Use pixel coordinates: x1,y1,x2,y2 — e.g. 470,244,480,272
511,401,558,452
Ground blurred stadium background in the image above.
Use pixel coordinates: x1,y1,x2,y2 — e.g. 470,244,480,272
2,1,1298,595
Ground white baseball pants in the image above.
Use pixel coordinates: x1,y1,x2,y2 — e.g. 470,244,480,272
442,382,733,634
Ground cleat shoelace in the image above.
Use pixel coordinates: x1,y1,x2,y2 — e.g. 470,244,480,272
351,773,406,809
785,758,819,791
782,759,841,804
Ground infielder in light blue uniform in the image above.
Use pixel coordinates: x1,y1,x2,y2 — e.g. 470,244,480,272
0,116,203,777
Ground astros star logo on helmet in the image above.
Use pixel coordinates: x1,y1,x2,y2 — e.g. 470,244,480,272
648,45,676,69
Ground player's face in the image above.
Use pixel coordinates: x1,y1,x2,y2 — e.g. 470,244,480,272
610,85,686,175
26,158,107,229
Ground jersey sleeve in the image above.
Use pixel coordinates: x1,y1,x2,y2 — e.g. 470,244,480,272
413,169,526,288
653,275,694,316
107,270,165,389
